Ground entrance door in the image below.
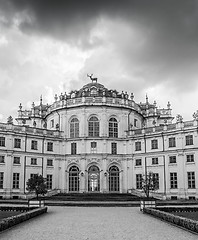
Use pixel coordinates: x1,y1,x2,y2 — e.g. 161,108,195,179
69,166,80,192
88,165,100,192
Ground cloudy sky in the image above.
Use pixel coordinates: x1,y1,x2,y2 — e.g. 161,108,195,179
0,0,198,122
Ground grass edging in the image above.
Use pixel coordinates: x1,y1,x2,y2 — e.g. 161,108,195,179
143,207,198,234
0,207,47,232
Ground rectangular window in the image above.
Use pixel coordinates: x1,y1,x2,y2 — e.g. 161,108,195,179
151,139,158,149
136,174,142,189
134,119,138,127
71,143,77,155
31,140,38,150
111,142,117,155
47,142,53,151
152,157,158,165
169,137,176,147
0,137,5,147
135,141,141,151
51,119,54,128
0,172,4,189
153,173,159,189
13,157,20,164
91,141,97,153
186,154,194,163
13,173,20,189
30,173,38,179
0,156,5,163
47,174,53,189
47,159,53,166
31,158,37,165
187,172,195,189
186,135,193,145
169,156,176,164
135,159,142,166
14,138,21,148
170,172,178,189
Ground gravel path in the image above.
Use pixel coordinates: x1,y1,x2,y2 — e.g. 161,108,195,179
0,207,197,240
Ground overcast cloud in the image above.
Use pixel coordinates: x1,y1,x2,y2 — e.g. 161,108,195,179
0,0,198,121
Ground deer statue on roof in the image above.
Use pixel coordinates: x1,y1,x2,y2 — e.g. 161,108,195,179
87,74,97,83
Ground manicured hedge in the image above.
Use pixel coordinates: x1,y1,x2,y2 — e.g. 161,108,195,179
143,207,198,233
0,207,47,232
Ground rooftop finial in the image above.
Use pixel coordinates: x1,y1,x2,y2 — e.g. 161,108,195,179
87,74,97,83
146,94,148,104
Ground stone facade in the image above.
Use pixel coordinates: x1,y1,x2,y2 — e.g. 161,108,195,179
0,78,197,199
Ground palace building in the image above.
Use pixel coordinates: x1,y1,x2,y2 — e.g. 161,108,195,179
0,77,198,200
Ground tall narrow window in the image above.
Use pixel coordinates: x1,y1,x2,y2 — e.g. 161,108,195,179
153,173,159,189
136,174,142,189
88,116,99,137
186,135,193,145
31,140,38,150
0,172,4,189
187,172,195,189
70,118,79,138
46,174,53,189
109,166,119,192
13,173,20,189
14,138,21,148
170,172,177,189
109,118,118,138
111,142,117,154
0,137,5,147
69,166,79,192
47,142,53,151
71,143,77,155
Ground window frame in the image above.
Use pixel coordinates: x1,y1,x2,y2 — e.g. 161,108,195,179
135,141,141,151
70,118,79,138
169,156,177,164
169,137,176,148
0,156,5,163
0,172,4,189
47,142,53,152
13,156,20,165
136,174,142,189
47,159,53,167
0,137,5,147
46,174,53,190
170,172,178,189
14,138,21,149
187,171,196,189
31,158,37,165
71,142,77,155
152,157,158,165
111,142,117,155
151,139,158,149
31,140,38,150
88,116,99,137
13,173,20,189
109,118,118,138
186,135,193,146
135,159,142,166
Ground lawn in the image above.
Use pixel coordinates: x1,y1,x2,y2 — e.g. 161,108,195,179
0,211,21,220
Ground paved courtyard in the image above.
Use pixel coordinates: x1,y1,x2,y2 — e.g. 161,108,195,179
0,207,198,240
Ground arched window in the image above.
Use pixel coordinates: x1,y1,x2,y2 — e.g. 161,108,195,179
88,116,99,137
69,166,79,192
70,118,79,138
109,118,118,138
109,166,119,192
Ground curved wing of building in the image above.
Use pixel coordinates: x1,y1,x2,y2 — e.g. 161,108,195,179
0,78,197,200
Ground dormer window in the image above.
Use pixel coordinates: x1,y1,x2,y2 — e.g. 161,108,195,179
90,88,97,96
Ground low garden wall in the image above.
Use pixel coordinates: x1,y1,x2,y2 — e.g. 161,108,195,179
143,207,198,234
0,206,47,232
